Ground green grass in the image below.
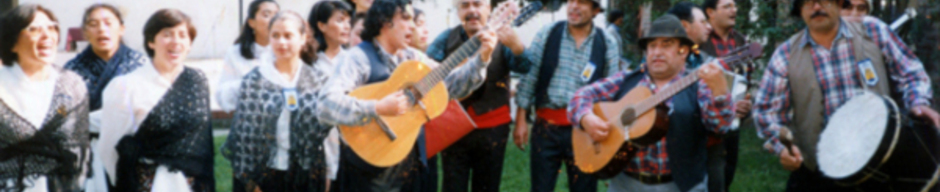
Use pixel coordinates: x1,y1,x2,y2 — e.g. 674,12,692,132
212,123,787,191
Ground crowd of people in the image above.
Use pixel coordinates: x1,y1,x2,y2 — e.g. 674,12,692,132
0,0,936,191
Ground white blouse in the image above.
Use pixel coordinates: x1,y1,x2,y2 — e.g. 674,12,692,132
98,63,191,192
315,50,346,180
257,60,303,170
0,63,59,192
216,43,271,112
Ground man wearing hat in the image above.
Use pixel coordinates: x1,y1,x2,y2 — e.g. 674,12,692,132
513,0,621,190
568,14,734,192
753,0,938,190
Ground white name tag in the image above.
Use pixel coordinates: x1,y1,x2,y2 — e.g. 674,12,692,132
283,88,299,111
857,59,878,86
581,62,597,82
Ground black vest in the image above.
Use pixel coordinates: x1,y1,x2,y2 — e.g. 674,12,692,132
614,71,708,192
441,27,512,115
357,40,428,165
535,22,608,106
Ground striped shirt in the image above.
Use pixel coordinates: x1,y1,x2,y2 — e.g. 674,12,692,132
568,69,734,174
753,17,933,155
316,41,489,126
515,22,622,110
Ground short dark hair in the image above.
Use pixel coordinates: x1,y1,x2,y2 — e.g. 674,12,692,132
702,0,720,11
309,0,353,53
82,3,124,27
0,4,59,65
413,8,424,22
360,0,412,42
270,10,319,64
668,2,701,22
235,0,279,59
607,10,624,24
142,9,197,58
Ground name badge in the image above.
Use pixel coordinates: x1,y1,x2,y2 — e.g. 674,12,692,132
857,59,878,86
283,88,299,111
581,62,597,82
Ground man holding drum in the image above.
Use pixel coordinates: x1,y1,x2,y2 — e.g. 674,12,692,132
752,0,939,191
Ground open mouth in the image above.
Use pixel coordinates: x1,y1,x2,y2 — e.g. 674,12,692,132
37,43,54,57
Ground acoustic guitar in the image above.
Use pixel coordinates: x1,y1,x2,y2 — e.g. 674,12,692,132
339,2,520,167
572,43,762,178
424,2,543,159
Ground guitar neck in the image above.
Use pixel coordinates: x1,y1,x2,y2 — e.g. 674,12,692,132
633,72,701,113
414,37,481,95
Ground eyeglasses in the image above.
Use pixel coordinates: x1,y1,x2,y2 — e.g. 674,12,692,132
802,0,838,9
23,22,59,36
843,3,868,13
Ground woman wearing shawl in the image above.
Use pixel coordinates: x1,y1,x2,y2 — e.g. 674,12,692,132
97,9,214,192
223,10,331,192
0,4,90,191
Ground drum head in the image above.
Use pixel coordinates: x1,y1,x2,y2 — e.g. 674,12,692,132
818,92,890,179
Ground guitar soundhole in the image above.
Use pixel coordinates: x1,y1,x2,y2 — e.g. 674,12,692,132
620,108,636,126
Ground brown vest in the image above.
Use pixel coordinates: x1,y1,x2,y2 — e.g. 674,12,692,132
786,22,891,170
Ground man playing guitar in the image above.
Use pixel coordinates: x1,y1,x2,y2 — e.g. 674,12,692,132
569,15,735,192
425,0,528,191
752,0,938,191
512,0,621,190
315,0,497,190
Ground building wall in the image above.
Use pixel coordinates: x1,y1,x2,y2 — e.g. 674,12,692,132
22,0,607,59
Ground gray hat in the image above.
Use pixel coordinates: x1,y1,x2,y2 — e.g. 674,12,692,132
638,14,695,50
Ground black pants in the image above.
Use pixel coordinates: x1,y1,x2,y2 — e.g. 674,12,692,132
335,141,431,192
441,123,510,192
706,130,740,192
232,164,325,192
530,119,597,192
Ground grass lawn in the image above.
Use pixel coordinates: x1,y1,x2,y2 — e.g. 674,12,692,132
212,123,788,191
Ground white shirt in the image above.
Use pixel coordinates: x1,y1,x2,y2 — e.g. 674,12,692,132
98,63,191,192
314,50,346,180
257,59,303,170
0,63,58,192
216,43,271,112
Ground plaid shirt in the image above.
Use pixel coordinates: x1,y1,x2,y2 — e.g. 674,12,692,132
568,69,734,175
516,22,621,110
753,18,933,155
702,29,746,57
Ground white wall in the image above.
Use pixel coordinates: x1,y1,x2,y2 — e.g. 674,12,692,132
22,0,607,59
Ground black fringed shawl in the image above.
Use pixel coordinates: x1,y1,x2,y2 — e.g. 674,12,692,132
114,67,215,192
63,44,147,111
0,70,90,192
222,65,331,190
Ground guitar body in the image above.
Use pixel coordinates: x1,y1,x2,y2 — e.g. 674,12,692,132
339,60,450,167
572,86,670,178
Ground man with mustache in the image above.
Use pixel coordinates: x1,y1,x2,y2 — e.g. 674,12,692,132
753,0,938,191
700,1,750,190
513,0,621,190
425,0,528,191
570,14,734,192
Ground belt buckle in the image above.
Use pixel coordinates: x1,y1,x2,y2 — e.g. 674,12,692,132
638,172,661,183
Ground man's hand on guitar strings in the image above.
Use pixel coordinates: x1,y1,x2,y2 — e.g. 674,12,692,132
778,144,803,172
698,62,729,97
496,24,524,55
911,105,940,129
580,113,611,142
376,91,408,116
477,29,498,64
